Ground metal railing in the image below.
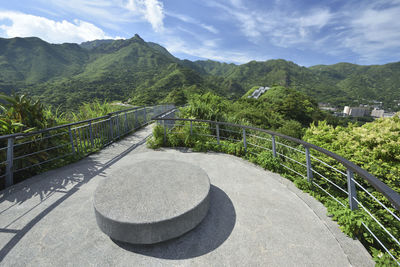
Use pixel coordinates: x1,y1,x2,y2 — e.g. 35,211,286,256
154,112,400,265
0,104,174,189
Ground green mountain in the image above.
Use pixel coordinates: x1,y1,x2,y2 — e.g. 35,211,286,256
192,60,237,76
0,37,87,84
80,39,114,50
194,59,400,110
309,62,400,105
0,35,234,108
0,35,399,110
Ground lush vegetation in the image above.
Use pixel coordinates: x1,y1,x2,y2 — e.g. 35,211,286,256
148,94,400,266
182,86,377,130
0,94,131,188
178,86,350,139
1,36,400,111
0,94,125,135
0,94,59,135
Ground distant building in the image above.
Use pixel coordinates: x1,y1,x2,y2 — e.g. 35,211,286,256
384,112,395,118
343,106,351,115
343,106,369,117
371,108,384,118
350,108,369,117
248,86,270,99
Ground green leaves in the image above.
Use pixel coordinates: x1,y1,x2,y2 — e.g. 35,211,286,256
0,93,53,134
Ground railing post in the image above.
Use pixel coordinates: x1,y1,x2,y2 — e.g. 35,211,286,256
305,146,313,183
271,135,277,157
346,169,358,210
89,121,94,148
216,123,220,145
116,115,120,138
134,110,138,129
124,112,128,133
68,126,75,155
73,129,79,153
5,137,14,187
242,128,247,153
163,120,167,145
109,116,113,141
190,121,193,135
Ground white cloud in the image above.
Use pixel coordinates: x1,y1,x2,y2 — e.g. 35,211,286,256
39,0,164,33
163,36,264,63
0,11,118,43
166,12,219,34
39,0,134,26
125,0,165,32
206,1,262,38
208,1,333,46
209,0,400,63
342,4,400,62
199,24,218,34
299,9,331,28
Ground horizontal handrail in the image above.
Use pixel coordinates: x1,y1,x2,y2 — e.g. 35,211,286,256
154,117,400,211
0,106,155,141
1,104,175,189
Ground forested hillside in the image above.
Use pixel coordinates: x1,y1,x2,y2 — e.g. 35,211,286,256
0,35,399,110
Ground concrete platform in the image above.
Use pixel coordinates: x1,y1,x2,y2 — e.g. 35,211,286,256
0,125,374,266
94,160,210,244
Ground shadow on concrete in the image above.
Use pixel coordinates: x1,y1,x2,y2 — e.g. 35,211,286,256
113,185,236,259
0,134,147,206
0,136,147,262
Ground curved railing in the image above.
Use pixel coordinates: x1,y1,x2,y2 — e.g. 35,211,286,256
0,104,174,189
154,110,400,264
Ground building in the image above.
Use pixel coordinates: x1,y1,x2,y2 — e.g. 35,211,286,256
343,106,369,117
343,106,350,115
384,112,395,118
371,108,384,118
248,86,270,99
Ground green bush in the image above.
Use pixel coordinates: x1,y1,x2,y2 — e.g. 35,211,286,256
147,124,165,148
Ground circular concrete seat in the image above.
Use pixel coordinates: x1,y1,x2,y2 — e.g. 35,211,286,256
93,160,211,244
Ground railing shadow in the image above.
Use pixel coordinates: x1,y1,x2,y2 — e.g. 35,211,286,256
113,185,236,259
0,136,148,261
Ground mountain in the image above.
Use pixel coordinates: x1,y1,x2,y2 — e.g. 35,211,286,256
80,39,114,50
0,35,235,108
0,35,399,110
0,37,87,84
192,60,237,76
309,62,400,105
195,59,400,109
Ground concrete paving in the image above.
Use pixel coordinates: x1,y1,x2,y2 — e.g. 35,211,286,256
0,125,374,266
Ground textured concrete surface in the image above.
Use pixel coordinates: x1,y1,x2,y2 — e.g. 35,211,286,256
0,124,374,266
94,160,210,244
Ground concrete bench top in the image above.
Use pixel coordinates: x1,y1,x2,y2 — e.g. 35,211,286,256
93,160,211,244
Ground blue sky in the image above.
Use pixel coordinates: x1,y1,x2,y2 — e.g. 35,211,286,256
0,0,399,66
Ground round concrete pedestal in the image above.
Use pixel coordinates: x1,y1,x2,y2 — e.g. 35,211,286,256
93,160,211,244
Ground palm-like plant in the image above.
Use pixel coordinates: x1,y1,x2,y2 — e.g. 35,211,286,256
0,93,56,133
0,94,69,184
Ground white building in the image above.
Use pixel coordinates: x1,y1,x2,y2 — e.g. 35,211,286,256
371,108,384,118
248,86,270,99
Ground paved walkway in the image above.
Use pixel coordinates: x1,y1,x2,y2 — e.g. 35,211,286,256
0,125,373,266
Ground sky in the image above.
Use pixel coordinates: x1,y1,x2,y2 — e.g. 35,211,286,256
0,0,399,66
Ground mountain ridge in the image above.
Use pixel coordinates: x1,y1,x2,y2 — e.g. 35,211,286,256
0,35,399,110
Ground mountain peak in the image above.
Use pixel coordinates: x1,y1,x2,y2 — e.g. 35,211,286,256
132,34,144,42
